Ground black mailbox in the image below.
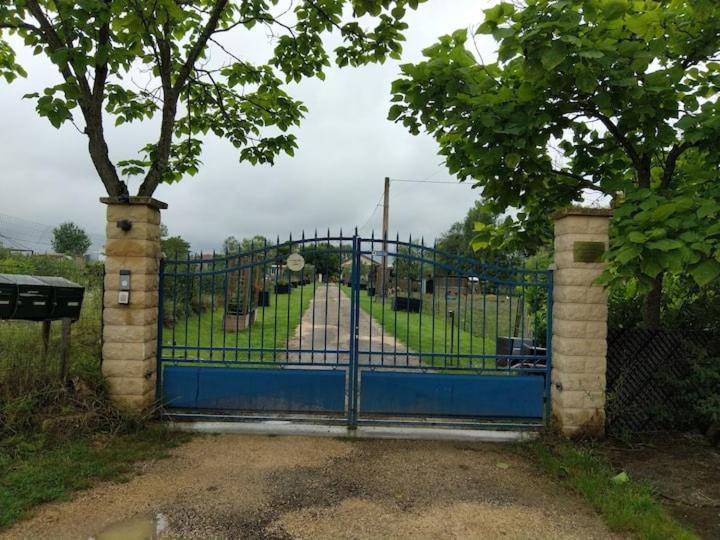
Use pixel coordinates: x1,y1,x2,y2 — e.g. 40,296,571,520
0,273,85,321
0,274,18,318
37,276,85,320
0,274,53,321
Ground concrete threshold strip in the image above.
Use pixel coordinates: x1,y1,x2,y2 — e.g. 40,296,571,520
169,420,538,443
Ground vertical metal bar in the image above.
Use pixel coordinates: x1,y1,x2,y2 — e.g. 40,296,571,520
311,231,318,363
443,272,448,369
323,230,330,362
221,250,228,363
418,238,424,366
299,232,305,359
248,241,256,360
508,282,513,373
368,233,374,365
234,250,242,362
347,234,360,428
469,271,474,361
496,280,500,371
260,239,268,362
393,234,399,367
544,271,554,423
171,258,178,362
482,279,487,371
431,243,437,368
286,235,293,360
456,272,462,366
184,252,190,360
380,234,387,363
405,235,411,366
273,235,280,362
210,251,216,361
337,230,342,364
155,258,165,404
196,255,202,359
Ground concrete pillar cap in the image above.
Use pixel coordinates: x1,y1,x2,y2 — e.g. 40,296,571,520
552,207,612,220
100,196,168,210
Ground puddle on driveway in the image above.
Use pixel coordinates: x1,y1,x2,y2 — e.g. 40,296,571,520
88,513,168,540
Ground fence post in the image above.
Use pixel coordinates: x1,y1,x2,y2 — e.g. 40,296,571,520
100,196,167,410
551,208,611,437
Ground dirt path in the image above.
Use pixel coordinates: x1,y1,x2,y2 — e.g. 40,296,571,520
287,286,419,366
2,435,624,540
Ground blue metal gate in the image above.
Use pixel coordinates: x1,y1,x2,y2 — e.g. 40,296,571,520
157,233,553,429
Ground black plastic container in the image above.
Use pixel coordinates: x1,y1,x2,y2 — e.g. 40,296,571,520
392,296,422,313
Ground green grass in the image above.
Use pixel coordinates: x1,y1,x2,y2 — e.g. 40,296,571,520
164,286,313,362
0,426,191,529
348,286,497,369
523,437,697,540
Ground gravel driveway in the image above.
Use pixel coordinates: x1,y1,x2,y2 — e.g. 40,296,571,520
287,286,420,366
2,434,624,540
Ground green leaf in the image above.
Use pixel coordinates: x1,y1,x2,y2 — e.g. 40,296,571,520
647,239,683,251
603,0,627,20
690,260,720,286
505,153,520,169
628,231,647,243
611,471,630,485
576,70,597,93
541,42,567,70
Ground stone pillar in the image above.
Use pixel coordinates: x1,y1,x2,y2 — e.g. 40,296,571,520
100,196,167,410
551,208,611,437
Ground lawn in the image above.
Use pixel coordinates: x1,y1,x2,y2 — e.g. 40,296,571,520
0,426,190,530
348,286,501,370
523,437,698,540
162,285,313,363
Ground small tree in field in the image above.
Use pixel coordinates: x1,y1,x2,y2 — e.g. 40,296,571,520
390,0,720,328
52,221,91,256
0,1,426,198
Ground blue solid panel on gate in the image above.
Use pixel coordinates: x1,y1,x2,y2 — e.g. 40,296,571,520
162,366,346,412
360,372,544,419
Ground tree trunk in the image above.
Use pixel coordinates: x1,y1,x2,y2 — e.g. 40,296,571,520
642,273,663,329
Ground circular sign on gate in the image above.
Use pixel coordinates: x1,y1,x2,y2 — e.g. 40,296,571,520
286,253,305,272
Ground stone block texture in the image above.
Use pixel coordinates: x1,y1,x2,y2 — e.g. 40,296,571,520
551,209,610,437
102,200,164,410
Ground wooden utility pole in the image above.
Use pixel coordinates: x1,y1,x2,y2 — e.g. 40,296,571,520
381,176,390,296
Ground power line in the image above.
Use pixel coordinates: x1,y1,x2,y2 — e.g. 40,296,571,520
390,178,474,185
357,193,385,233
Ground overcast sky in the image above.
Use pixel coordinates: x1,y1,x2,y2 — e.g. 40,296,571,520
0,1,500,254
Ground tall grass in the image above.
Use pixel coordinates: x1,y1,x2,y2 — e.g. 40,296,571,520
0,252,189,530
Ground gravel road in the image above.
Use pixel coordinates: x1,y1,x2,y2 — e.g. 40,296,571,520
2,434,624,540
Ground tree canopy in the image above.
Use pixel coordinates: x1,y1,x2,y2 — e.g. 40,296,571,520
52,221,91,256
389,0,720,326
0,0,426,197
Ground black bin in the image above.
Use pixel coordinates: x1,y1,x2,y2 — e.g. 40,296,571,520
4,274,53,321
0,274,18,318
37,276,85,320
496,336,536,368
392,296,422,313
257,290,271,307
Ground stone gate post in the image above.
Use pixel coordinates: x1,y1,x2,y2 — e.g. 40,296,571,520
100,196,167,409
551,208,611,437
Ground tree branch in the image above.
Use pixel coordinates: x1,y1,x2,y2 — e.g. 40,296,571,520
552,169,611,195
0,21,41,32
174,0,230,94
661,141,693,189
25,0,126,197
